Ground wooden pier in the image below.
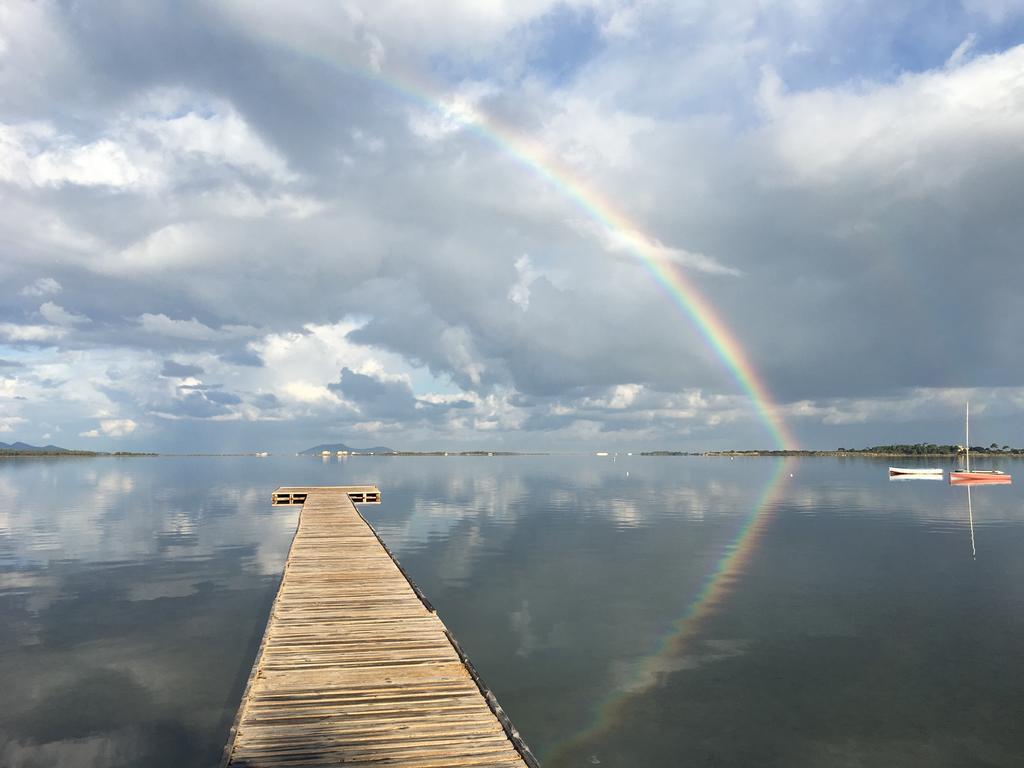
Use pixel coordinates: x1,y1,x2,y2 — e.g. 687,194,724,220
223,486,537,768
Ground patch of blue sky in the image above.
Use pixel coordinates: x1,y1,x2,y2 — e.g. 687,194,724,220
0,345,31,360
408,367,467,398
600,0,1024,125
773,1,1024,92
521,4,606,86
0,346,49,376
426,4,605,87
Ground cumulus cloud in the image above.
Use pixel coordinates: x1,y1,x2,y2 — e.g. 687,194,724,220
0,123,148,188
79,418,137,438
0,91,294,191
509,255,540,310
39,302,89,327
0,323,67,342
0,415,28,433
20,277,62,296
757,45,1024,188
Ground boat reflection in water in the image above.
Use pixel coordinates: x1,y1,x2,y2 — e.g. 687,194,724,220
966,485,977,559
954,476,1013,560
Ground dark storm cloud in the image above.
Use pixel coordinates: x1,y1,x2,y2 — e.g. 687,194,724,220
155,390,237,419
160,361,204,378
327,367,474,423
328,367,419,420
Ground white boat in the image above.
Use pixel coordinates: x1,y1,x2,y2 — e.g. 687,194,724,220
888,467,943,477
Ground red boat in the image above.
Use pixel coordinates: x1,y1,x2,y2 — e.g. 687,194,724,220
949,402,1012,486
949,471,1012,485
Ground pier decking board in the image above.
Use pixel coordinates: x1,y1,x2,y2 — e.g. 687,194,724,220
223,486,536,768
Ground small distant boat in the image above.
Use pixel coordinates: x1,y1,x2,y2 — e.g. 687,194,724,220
888,467,943,478
949,402,1011,485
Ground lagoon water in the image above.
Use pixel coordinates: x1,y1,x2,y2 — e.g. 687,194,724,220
2,454,1023,767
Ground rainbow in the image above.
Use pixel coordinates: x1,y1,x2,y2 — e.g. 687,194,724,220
234,28,797,450
233,33,799,758
547,456,794,761
381,69,798,450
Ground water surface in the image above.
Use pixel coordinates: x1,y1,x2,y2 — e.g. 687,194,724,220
1,455,1022,766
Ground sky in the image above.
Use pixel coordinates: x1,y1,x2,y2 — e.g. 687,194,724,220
2,0,1024,453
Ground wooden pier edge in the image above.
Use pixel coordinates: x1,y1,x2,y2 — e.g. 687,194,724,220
357,503,541,768
221,485,540,768
219,501,303,768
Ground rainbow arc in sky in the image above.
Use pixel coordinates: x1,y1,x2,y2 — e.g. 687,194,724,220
246,33,798,758
382,69,799,450
246,27,797,450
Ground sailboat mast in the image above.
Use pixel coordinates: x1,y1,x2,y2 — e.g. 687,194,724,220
965,401,970,472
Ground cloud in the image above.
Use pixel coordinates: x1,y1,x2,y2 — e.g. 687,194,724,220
508,255,540,310
78,418,138,438
219,347,264,367
758,45,1024,187
327,367,419,420
0,416,28,433
252,393,282,410
160,360,205,378
0,122,148,188
20,277,62,297
215,0,611,62
0,91,294,191
152,390,239,419
0,323,67,342
3,1,1024,451
573,220,744,276
137,314,258,341
39,302,89,327
946,33,978,68
0,358,25,368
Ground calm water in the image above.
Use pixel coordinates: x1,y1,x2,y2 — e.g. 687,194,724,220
2,455,1023,767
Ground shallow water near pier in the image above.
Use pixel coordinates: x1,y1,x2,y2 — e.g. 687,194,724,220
2,454,1023,767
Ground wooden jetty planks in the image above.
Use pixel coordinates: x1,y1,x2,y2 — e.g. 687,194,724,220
223,486,537,768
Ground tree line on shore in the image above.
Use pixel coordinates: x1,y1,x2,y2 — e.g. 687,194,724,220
836,443,1021,455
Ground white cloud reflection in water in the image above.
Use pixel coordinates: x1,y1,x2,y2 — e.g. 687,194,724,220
2,455,1024,766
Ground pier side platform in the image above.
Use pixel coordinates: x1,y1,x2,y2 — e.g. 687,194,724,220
223,485,537,768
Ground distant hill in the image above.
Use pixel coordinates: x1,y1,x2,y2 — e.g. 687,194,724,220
300,443,396,455
0,441,75,453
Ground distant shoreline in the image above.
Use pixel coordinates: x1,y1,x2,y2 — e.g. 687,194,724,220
3,449,1020,460
0,451,158,458
701,450,1023,458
